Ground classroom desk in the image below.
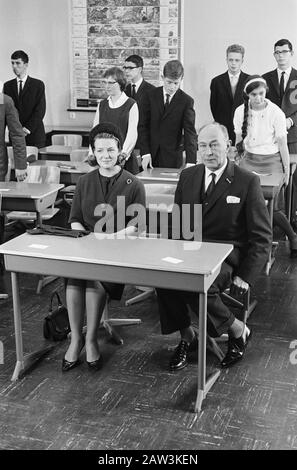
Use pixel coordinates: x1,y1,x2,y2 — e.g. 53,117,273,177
0,182,64,226
45,125,91,147
138,167,182,185
38,145,86,162
31,160,94,185
0,233,232,413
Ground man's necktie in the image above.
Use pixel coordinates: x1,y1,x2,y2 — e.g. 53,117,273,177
164,93,170,111
205,172,216,199
279,71,285,103
18,80,23,101
230,76,236,98
131,84,136,99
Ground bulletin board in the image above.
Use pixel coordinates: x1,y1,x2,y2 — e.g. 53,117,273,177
70,0,182,109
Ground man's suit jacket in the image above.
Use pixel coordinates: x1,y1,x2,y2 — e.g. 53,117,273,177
210,71,249,144
263,68,297,144
3,76,46,148
0,93,27,181
138,86,197,167
125,79,155,149
174,160,271,286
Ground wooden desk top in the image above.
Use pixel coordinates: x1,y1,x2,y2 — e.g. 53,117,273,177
0,182,64,199
38,145,85,155
31,160,94,175
45,125,91,134
138,168,182,183
0,233,233,278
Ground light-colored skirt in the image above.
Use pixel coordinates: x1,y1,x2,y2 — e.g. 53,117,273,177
239,151,285,211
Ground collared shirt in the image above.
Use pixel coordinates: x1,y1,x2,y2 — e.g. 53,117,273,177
131,77,143,95
228,71,240,88
17,75,28,93
277,67,292,91
162,87,177,105
204,159,228,192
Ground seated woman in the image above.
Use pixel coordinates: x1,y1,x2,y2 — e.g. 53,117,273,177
93,66,139,175
234,75,297,257
63,122,145,372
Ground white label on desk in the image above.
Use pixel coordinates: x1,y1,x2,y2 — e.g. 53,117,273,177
162,256,183,264
29,244,48,249
160,172,179,176
183,241,202,250
0,189,11,191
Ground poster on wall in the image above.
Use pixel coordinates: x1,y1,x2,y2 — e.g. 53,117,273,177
70,0,181,109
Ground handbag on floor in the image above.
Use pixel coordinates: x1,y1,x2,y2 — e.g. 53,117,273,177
43,291,70,341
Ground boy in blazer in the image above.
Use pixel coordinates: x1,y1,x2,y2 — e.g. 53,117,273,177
4,50,46,148
138,60,197,169
156,123,271,370
262,39,297,222
210,44,249,145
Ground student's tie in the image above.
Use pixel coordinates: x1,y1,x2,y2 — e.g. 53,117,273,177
164,93,170,111
131,84,136,99
18,80,23,101
230,75,236,98
205,172,216,198
279,71,285,102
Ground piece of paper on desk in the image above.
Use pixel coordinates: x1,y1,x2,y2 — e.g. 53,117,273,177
162,256,183,264
252,171,272,176
160,172,179,176
183,241,202,250
29,244,48,249
0,189,11,191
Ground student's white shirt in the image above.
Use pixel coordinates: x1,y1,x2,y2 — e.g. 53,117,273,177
92,92,139,157
233,99,287,154
204,160,228,191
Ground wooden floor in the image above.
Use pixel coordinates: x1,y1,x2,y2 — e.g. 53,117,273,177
0,235,297,450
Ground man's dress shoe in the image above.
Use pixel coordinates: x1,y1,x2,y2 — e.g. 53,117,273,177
221,327,252,368
169,334,198,371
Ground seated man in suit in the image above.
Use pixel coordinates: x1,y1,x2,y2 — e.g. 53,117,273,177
156,123,271,370
210,44,249,145
138,59,197,169
4,50,46,148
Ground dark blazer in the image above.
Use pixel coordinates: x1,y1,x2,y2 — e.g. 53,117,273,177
138,86,197,167
126,79,155,149
263,68,297,144
0,93,27,181
210,71,249,144
3,76,46,148
175,160,271,286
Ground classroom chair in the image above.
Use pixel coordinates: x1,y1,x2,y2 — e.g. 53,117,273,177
51,134,82,148
70,148,89,162
5,146,38,182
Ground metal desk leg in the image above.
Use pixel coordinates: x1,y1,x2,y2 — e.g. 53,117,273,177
195,292,221,413
265,198,275,275
11,272,54,381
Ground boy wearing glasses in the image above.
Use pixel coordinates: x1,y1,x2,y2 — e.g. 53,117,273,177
263,39,297,225
124,55,155,155
138,59,197,169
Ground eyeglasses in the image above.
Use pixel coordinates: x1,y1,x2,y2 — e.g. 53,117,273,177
274,50,291,56
123,66,138,70
102,80,118,86
198,142,221,152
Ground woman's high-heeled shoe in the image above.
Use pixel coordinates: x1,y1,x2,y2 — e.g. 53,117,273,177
62,336,85,372
87,354,103,371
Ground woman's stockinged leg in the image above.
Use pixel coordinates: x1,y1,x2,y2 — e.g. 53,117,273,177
85,281,107,363
64,282,86,362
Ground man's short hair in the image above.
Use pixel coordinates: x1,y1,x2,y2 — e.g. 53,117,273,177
125,54,143,68
274,38,293,51
11,50,29,63
198,122,230,142
103,66,127,92
163,60,184,80
226,44,245,57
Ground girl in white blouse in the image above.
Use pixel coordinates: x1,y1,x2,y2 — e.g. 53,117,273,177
234,75,297,257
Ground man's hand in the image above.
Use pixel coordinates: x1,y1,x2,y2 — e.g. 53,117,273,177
15,168,28,182
141,154,153,170
230,275,249,297
22,127,31,135
286,118,293,130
